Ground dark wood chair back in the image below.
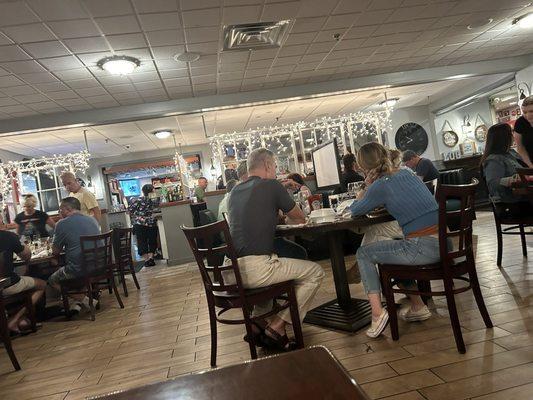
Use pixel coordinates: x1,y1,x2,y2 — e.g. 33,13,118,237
436,179,478,271
190,202,208,227
516,167,533,202
80,231,113,276
182,220,245,298
112,228,133,267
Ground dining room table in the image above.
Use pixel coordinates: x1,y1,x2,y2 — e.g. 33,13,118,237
88,346,371,400
276,211,394,332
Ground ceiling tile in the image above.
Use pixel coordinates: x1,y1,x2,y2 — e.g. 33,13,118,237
94,15,141,35
145,30,185,46
27,0,89,21
34,81,70,92
64,37,110,53
160,69,190,79
67,78,101,89
13,93,50,103
133,0,178,13
17,72,59,84
0,75,25,88
0,2,39,27
1,85,38,96
222,6,261,25
1,60,46,74
0,45,31,62
128,71,160,82
82,0,134,17
184,27,220,44
22,41,71,58
46,90,80,100
261,1,301,21
138,13,180,31
186,41,218,54
297,0,337,18
40,55,84,71
2,23,56,43
182,8,220,28
47,19,100,38
53,68,93,81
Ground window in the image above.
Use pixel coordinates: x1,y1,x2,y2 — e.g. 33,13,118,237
18,167,70,214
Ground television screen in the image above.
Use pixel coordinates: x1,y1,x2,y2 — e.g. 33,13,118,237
119,179,141,197
312,139,341,189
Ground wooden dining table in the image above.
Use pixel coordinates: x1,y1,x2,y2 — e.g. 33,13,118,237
89,346,371,400
276,212,394,332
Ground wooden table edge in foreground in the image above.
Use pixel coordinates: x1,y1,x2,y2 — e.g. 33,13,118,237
88,346,371,400
277,213,394,332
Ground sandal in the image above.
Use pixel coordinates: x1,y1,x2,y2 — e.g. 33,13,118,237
262,326,298,351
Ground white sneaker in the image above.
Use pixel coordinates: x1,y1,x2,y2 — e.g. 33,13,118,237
81,296,99,310
399,305,432,322
69,303,82,313
366,310,389,338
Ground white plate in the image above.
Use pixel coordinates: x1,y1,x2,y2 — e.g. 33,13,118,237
277,223,307,229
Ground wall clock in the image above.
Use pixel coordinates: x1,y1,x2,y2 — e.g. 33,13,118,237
475,124,487,142
394,122,428,155
442,130,459,148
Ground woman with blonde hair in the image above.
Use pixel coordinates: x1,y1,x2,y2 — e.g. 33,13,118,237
349,142,440,338
15,194,55,239
388,148,402,170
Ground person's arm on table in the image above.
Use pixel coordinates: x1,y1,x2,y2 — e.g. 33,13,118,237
285,205,306,224
514,132,533,167
349,180,385,216
16,243,31,263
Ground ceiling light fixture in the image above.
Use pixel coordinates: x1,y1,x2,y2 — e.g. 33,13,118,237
97,55,140,75
174,52,201,63
513,13,533,29
379,98,399,107
153,130,172,139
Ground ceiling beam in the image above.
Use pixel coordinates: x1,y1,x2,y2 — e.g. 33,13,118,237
1,54,532,136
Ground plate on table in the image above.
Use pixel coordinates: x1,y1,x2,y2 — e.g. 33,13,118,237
277,223,307,229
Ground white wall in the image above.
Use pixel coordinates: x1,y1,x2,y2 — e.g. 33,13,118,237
432,98,493,157
387,106,439,161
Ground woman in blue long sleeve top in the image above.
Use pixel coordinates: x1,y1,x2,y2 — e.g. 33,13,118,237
350,142,440,338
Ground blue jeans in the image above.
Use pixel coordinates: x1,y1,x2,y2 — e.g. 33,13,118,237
356,236,440,294
274,238,308,260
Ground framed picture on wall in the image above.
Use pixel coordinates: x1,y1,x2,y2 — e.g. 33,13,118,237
459,140,476,156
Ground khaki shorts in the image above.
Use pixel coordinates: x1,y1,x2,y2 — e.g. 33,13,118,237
3,276,36,296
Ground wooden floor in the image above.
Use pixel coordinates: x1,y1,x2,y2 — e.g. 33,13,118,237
0,211,531,400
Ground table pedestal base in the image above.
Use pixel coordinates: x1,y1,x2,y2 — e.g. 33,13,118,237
304,298,372,332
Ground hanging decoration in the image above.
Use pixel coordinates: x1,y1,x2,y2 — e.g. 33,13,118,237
0,150,91,206
209,110,392,175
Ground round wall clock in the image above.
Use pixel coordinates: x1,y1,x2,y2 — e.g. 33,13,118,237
394,122,428,155
442,130,459,148
475,124,487,142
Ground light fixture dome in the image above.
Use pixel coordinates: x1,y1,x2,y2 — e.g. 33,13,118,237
513,13,533,29
379,98,399,108
153,130,172,139
97,55,140,75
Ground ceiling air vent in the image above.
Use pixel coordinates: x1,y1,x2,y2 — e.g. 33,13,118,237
223,20,292,51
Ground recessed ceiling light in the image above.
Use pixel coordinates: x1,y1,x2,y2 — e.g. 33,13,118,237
153,130,172,139
513,13,533,29
467,18,493,30
173,52,201,63
97,55,140,75
379,98,399,107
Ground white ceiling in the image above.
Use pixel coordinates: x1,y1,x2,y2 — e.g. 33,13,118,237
0,0,532,121
0,74,498,158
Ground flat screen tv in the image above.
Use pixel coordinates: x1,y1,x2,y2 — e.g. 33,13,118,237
119,179,141,197
311,139,341,190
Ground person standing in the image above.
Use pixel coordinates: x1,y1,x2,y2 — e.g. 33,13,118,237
513,95,533,167
15,194,55,239
60,171,101,224
194,177,208,202
129,184,160,267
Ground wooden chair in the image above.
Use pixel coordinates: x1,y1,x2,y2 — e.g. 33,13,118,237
516,167,533,203
59,231,124,321
112,228,140,297
182,220,304,367
0,277,38,371
378,179,493,353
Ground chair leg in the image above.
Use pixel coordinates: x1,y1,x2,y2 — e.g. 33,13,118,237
417,280,432,305
130,264,141,290
87,284,96,321
25,292,37,332
443,277,466,353
207,306,218,367
61,286,71,320
120,267,128,297
288,285,304,349
469,269,493,329
111,276,125,309
519,225,527,258
107,278,113,294
381,272,399,340
0,308,20,370
243,310,258,361
495,221,503,267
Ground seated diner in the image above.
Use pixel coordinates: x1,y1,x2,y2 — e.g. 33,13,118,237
15,194,55,239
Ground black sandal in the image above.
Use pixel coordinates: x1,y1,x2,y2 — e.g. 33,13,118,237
243,320,267,347
262,326,298,351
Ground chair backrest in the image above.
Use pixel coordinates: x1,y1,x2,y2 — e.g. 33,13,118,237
80,231,113,275
424,178,438,195
181,220,245,298
516,168,533,201
112,228,133,268
436,179,478,270
199,209,217,226
439,168,465,185
190,202,208,227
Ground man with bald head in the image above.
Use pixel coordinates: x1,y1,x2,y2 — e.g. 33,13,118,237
61,171,101,224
